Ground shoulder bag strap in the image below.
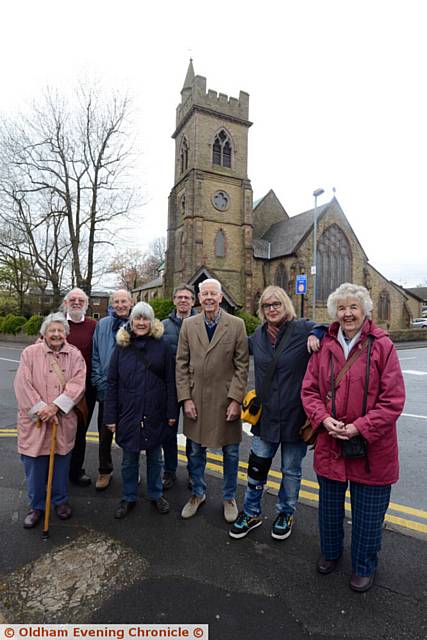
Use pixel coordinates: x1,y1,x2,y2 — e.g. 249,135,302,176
257,321,295,403
330,336,372,418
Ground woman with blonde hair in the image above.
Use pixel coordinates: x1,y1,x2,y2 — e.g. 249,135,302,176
230,285,322,540
301,283,405,592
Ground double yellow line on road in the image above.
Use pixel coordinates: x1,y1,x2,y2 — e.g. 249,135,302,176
3,428,426,535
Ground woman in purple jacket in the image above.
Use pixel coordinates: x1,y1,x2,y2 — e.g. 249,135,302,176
302,283,405,592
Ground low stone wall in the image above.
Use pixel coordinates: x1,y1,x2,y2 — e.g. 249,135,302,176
389,329,427,342
0,333,34,345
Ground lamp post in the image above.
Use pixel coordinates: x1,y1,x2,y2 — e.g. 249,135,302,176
312,187,324,320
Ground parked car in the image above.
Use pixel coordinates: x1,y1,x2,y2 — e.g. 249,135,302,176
411,318,427,328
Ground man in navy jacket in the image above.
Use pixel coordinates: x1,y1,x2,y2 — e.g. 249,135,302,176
161,284,196,489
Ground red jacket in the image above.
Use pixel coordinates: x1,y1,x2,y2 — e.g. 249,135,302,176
301,319,405,485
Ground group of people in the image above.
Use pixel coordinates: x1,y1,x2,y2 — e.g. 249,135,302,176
14,278,405,593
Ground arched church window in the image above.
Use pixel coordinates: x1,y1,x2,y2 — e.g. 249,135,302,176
317,224,352,301
274,263,287,291
378,290,390,322
212,130,232,167
180,137,188,173
215,229,225,257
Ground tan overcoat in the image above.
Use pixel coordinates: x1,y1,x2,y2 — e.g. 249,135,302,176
176,310,249,448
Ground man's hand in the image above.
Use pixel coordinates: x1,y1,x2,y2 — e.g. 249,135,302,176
36,403,59,422
167,419,177,426
226,399,241,422
106,423,116,433
184,399,198,420
307,335,321,353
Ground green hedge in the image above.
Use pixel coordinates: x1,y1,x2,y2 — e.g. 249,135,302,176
236,310,261,335
149,298,175,321
1,314,28,334
22,315,44,336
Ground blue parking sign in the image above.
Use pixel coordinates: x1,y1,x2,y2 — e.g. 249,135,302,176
296,274,307,295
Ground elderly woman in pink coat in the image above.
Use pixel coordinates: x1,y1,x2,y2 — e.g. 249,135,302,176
14,312,86,529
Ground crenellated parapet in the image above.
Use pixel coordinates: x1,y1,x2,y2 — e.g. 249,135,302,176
174,73,250,138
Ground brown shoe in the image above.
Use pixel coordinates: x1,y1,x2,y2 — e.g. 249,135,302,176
96,473,113,490
317,554,341,575
23,509,43,529
350,572,375,592
55,502,72,520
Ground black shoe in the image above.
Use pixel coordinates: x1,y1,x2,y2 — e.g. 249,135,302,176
162,472,176,491
317,554,341,575
114,500,136,519
151,496,170,514
70,473,91,487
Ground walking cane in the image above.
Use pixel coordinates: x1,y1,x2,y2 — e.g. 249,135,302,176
42,415,58,540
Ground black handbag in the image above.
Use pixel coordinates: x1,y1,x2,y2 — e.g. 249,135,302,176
330,337,373,459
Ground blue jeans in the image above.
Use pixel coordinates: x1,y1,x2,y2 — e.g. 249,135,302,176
243,436,307,517
187,440,239,500
121,446,163,502
21,452,71,511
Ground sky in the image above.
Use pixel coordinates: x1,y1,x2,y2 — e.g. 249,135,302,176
1,0,426,287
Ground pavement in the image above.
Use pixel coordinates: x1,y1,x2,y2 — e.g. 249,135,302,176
0,434,426,640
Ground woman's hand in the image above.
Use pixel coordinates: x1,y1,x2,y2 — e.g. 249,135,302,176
323,416,347,439
167,419,176,426
106,423,116,433
36,403,59,422
342,423,360,438
307,335,321,353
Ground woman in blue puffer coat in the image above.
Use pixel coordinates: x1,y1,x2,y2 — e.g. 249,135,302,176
104,302,178,519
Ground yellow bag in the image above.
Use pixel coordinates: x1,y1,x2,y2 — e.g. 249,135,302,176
241,389,262,426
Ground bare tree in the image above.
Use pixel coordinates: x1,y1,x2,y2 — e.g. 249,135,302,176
109,237,166,291
0,85,140,296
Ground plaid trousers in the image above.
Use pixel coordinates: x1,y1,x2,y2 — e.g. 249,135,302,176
317,475,391,576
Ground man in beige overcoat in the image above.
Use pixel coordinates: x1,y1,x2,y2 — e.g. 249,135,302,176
176,278,249,522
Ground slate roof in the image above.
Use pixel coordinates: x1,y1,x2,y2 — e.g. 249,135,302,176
406,287,427,301
255,202,331,259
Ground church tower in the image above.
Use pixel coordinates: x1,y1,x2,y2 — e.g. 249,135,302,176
164,61,254,309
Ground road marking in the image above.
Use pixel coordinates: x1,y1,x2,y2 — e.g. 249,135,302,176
402,369,427,375
0,357,20,363
399,357,416,360
402,412,427,420
2,428,425,535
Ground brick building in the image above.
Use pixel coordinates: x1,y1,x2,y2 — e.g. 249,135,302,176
162,61,414,329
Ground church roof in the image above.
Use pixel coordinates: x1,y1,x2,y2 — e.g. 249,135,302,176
256,202,331,259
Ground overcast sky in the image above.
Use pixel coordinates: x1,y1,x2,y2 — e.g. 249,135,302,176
1,0,425,287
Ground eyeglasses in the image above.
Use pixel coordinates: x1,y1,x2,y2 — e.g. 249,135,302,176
261,302,282,311
175,295,193,301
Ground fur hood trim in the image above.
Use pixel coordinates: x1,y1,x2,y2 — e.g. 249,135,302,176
116,319,164,347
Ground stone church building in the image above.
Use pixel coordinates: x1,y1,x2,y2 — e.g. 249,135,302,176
154,61,413,329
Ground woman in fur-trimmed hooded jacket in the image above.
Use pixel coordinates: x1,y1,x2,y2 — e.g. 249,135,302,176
104,302,178,519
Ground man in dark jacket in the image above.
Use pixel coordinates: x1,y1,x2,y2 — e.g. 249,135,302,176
91,289,133,490
161,284,196,489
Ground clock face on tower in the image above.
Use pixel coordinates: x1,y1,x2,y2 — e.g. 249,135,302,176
212,190,230,211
